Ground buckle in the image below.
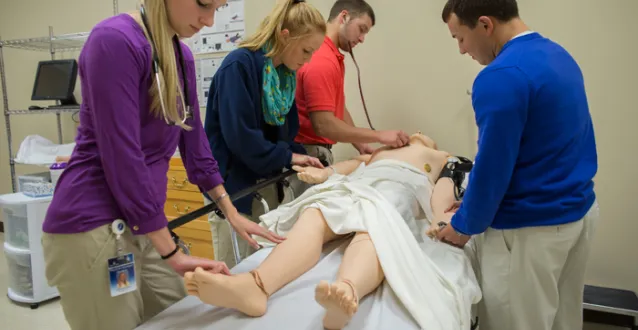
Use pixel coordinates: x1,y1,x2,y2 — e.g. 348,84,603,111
169,229,180,245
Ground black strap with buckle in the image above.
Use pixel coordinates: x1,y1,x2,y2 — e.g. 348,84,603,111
437,156,473,201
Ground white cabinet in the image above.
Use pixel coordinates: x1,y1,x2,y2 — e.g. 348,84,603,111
0,193,59,309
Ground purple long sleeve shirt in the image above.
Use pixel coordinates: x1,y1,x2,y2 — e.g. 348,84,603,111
42,14,224,236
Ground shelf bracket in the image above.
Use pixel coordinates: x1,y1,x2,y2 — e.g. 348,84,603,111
0,36,18,193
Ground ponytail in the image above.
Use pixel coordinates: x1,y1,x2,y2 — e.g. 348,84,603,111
240,0,326,57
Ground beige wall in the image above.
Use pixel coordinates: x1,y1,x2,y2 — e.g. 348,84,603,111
1,0,636,293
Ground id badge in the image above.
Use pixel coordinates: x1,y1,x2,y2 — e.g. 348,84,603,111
108,253,136,297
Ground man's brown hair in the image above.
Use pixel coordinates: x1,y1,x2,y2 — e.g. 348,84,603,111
442,0,520,28
328,0,376,26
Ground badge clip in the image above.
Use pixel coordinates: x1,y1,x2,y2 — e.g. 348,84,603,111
112,219,126,239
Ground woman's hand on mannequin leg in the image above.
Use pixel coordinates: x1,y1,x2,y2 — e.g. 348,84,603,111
147,227,228,275
227,213,286,249
206,185,285,248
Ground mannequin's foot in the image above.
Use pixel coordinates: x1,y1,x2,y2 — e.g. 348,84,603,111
315,280,358,329
184,267,268,316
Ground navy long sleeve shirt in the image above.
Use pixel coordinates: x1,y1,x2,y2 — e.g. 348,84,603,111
204,48,306,215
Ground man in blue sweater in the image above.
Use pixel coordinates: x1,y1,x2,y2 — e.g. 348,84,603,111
437,1,599,329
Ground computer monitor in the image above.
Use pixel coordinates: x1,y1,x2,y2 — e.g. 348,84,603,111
31,59,78,107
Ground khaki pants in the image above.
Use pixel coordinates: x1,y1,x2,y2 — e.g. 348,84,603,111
206,184,279,268
42,224,186,330
474,201,599,330
286,144,336,198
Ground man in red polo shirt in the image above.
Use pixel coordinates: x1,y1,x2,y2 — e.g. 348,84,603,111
295,0,410,166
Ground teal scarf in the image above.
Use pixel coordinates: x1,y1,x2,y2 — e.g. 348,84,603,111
261,46,296,126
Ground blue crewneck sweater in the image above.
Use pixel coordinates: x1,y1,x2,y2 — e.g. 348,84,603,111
451,32,598,235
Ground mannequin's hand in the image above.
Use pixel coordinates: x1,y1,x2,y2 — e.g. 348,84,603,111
293,165,331,184
227,213,285,249
292,153,324,168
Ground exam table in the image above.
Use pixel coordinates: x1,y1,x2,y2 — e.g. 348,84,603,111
135,237,426,330
137,169,480,329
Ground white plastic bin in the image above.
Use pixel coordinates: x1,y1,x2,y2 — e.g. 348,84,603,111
2,204,30,250
17,172,51,192
4,245,34,299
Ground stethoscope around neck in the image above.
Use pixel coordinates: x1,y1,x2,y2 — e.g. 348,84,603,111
347,42,375,131
140,4,192,126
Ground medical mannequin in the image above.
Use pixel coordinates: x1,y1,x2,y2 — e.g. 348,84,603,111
185,132,467,329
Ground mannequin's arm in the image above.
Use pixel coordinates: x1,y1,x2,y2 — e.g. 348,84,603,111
426,177,460,238
293,154,371,184
331,154,371,175
431,177,458,221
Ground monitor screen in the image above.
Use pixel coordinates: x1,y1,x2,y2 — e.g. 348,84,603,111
31,59,78,101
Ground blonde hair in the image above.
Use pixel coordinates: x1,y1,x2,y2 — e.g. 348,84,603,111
134,0,190,130
240,0,326,58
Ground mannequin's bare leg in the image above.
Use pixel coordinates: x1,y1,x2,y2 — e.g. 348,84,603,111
316,232,384,329
184,208,337,316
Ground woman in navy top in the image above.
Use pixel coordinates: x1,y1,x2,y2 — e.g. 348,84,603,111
204,0,326,266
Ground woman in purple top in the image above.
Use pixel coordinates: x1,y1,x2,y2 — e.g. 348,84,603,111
40,1,283,329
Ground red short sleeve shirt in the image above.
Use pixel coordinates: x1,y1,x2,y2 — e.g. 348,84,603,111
294,36,345,145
